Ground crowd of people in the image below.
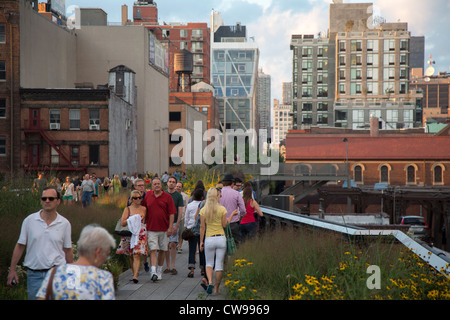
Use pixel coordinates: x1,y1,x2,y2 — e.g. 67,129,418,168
9,170,261,299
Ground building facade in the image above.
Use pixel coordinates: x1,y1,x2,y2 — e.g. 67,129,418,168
272,99,293,151
211,13,260,138
290,34,335,129
20,66,138,178
257,68,271,136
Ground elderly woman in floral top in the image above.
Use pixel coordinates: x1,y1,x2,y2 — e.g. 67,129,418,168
37,224,116,300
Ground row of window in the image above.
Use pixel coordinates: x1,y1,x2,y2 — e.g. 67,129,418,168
353,164,445,185
293,163,446,185
48,109,100,130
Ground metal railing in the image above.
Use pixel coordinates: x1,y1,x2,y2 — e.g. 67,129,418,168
260,205,450,277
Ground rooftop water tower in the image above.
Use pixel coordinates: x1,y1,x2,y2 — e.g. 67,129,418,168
174,49,193,92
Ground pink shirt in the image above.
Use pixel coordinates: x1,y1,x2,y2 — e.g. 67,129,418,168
219,186,246,223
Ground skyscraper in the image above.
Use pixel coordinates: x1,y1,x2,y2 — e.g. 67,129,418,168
257,68,271,136
211,10,260,140
290,2,425,131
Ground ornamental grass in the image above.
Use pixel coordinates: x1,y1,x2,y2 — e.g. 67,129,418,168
224,227,450,300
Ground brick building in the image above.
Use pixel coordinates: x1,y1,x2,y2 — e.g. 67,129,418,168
285,120,450,188
20,65,138,178
0,1,21,177
129,2,211,91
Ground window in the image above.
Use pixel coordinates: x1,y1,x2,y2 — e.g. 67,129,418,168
69,109,80,130
89,145,99,165
49,109,60,130
350,40,362,51
192,29,203,37
89,109,100,129
302,60,313,70
179,29,187,38
367,54,378,67
0,99,5,118
51,147,59,165
407,165,416,184
434,165,443,184
71,146,79,167
380,165,389,183
367,39,378,52
387,110,398,122
302,103,312,111
191,41,203,51
0,61,5,80
384,39,395,51
338,40,346,52
302,46,312,57
0,136,5,155
383,68,395,80
384,53,395,66
170,134,182,144
0,24,5,43
354,165,363,183
169,111,182,122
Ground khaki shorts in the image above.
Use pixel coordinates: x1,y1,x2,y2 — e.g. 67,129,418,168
147,231,169,251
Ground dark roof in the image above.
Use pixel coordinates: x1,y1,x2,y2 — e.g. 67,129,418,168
108,65,136,74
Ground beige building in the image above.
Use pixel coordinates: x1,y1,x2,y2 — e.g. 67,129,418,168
75,25,170,174
272,99,293,150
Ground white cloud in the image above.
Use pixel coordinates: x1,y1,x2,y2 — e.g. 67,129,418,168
247,5,328,100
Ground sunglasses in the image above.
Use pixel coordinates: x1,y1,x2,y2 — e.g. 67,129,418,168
132,196,143,200
41,197,58,201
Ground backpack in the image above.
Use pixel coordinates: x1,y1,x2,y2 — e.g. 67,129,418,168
121,176,128,188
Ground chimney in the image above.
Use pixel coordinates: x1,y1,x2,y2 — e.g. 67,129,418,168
121,5,128,26
370,114,380,137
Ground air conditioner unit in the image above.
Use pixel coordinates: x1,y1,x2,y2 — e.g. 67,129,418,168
49,123,60,130
89,124,100,130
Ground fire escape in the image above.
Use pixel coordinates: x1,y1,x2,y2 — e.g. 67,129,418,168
23,116,86,172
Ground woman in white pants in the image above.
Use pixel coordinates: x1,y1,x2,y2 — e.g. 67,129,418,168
199,188,237,294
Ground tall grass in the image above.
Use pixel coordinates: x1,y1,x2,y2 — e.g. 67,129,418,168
0,177,128,299
225,226,450,300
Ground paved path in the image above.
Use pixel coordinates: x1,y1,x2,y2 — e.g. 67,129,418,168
115,240,225,300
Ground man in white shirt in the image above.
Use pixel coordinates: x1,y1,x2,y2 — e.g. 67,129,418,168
80,174,95,207
7,187,73,299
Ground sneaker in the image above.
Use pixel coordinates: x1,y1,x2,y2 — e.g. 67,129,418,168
177,247,182,254
144,262,149,273
151,273,158,282
156,266,162,281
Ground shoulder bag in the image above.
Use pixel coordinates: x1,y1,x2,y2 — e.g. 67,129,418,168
225,222,236,255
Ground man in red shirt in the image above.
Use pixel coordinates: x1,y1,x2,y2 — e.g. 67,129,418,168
141,177,176,281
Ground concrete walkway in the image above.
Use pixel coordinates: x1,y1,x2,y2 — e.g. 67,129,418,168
115,240,225,300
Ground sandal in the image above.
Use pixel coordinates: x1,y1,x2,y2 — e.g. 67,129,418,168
188,270,194,278
171,268,178,275
206,284,213,294
163,268,172,274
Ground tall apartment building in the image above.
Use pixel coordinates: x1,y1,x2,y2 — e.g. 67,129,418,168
290,2,425,131
211,10,260,138
257,68,271,136
272,99,293,151
290,34,335,129
282,82,293,105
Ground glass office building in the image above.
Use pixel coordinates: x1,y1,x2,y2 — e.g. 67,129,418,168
211,42,259,132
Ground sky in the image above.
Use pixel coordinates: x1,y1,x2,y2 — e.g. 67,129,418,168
65,0,450,102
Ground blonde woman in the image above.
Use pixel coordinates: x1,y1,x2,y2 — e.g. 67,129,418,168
199,188,237,294
112,175,121,194
116,190,147,283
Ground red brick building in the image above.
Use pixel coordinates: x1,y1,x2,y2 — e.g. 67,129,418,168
130,2,211,91
20,88,111,177
0,1,21,177
285,124,450,188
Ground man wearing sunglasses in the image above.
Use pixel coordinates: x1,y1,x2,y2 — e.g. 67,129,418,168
7,187,73,299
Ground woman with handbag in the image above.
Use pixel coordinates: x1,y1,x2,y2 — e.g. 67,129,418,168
199,188,237,295
116,190,148,283
36,224,116,300
184,188,204,278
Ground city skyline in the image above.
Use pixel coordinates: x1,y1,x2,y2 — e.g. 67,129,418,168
66,0,450,102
